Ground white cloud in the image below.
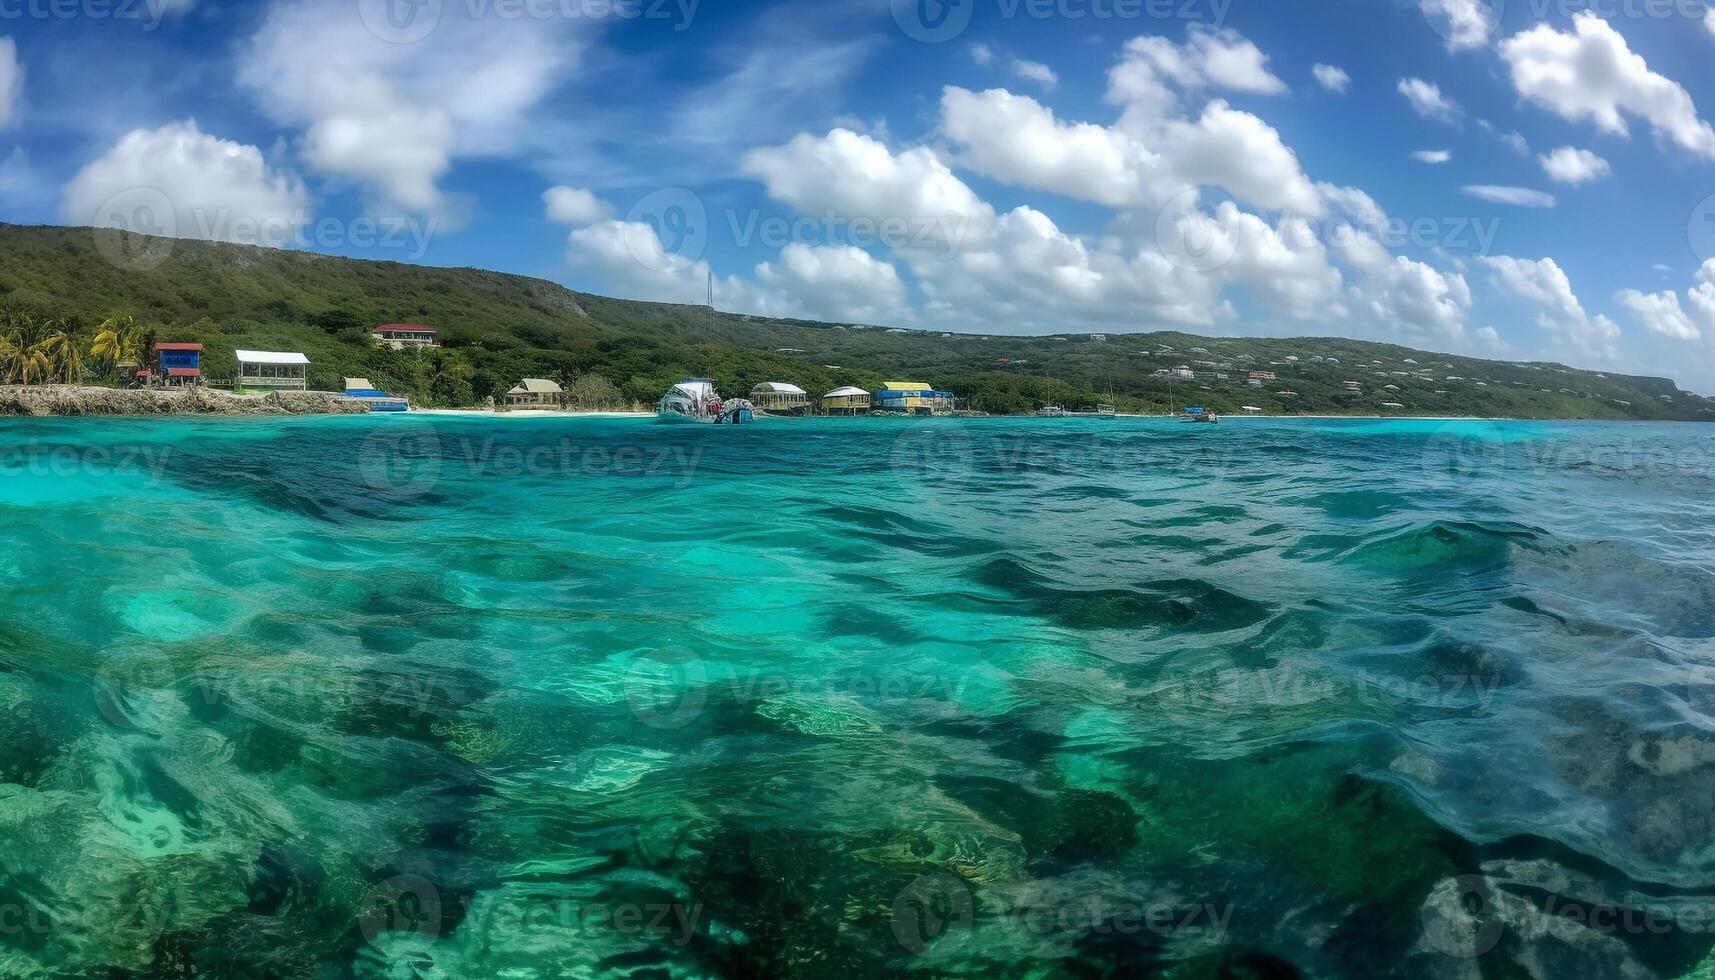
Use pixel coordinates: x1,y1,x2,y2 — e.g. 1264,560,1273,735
565,219,708,304
1463,185,1557,208
543,186,611,227
1312,64,1350,94
61,120,311,245
1478,121,1531,156
1108,25,1286,119
970,43,995,66
1500,13,1715,159
1707,7,1715,38
1617,288,1701,340
0,37,21,130
238,0,579,213
1343,248,1473,340
1412,150,1452,164
1421,0,1500,50
1011,59,1059,89
1479,255,1620,357
754,244,910,324
1398,78,1460,122
742,128,994,250
1538,146,1611,185
940,84,1322,216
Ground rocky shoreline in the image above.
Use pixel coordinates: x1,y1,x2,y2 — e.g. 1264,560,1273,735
0,386,372,418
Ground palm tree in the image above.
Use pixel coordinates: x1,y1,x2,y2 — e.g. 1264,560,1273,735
89,314,146,381
0,310,85,386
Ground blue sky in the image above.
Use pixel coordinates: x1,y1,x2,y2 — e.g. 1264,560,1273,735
3,0,1715,389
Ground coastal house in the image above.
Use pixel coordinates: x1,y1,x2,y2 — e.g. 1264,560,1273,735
141,343,202,386
822,386,872,415
505,378,563,408
750,382,811,415
235,350,309,391
875,382,953,416
373,324,439,350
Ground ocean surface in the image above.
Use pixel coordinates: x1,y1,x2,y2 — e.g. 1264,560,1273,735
3,414,1714,978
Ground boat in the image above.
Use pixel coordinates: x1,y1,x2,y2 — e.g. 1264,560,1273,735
1036,405,1069,418
656,379,756,424
1180,406,1219,424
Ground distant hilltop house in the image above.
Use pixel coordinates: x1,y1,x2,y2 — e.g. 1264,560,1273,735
822,386,871,415
750,382,811,414
1248,371,1277,382
506,378,562,408
138,343,202,387
875,381,954,416
235,349,309,391
374,324,439,350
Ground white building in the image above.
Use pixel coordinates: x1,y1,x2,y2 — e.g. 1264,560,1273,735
235,350,309,390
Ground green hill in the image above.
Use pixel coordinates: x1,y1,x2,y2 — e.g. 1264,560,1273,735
1,222,1708,419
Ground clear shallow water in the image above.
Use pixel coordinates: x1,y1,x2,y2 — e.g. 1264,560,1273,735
3,414,1715,978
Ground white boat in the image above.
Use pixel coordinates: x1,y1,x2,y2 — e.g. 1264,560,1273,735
1036,405,1069,418
656,380,756,424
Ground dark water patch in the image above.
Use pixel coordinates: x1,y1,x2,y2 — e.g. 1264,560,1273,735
1298,490,1408,521
969,558,1273,633
819,604,920,645
1340,521,1542,573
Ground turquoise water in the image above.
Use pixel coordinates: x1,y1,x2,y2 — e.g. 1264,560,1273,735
3,414,1714,978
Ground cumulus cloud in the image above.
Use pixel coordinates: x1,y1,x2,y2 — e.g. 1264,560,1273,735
1500,13,1715,159
970,42,994,66
1463,185,1557,208
1538,146,1611,185
1312,64,1349,93
1011,59,1058,89
1479,255,1620,357
61,120,311,244
0,37,20,130
1108,25,1286,119
238,0,579,213
565,219,709,304
754,244,910,324
543,186,611,226
1412,150,1452,164
1617,289,1700,340
1421,0,1500,49
940,84,1322,216
1398,78,1460,122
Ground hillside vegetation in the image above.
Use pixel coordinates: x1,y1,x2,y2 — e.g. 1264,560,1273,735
1,222,1708,419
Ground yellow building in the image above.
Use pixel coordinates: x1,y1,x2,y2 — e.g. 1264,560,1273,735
875,382,953,415
821,386,871,415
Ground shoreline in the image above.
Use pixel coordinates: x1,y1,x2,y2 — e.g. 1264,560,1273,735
0,385,370,418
